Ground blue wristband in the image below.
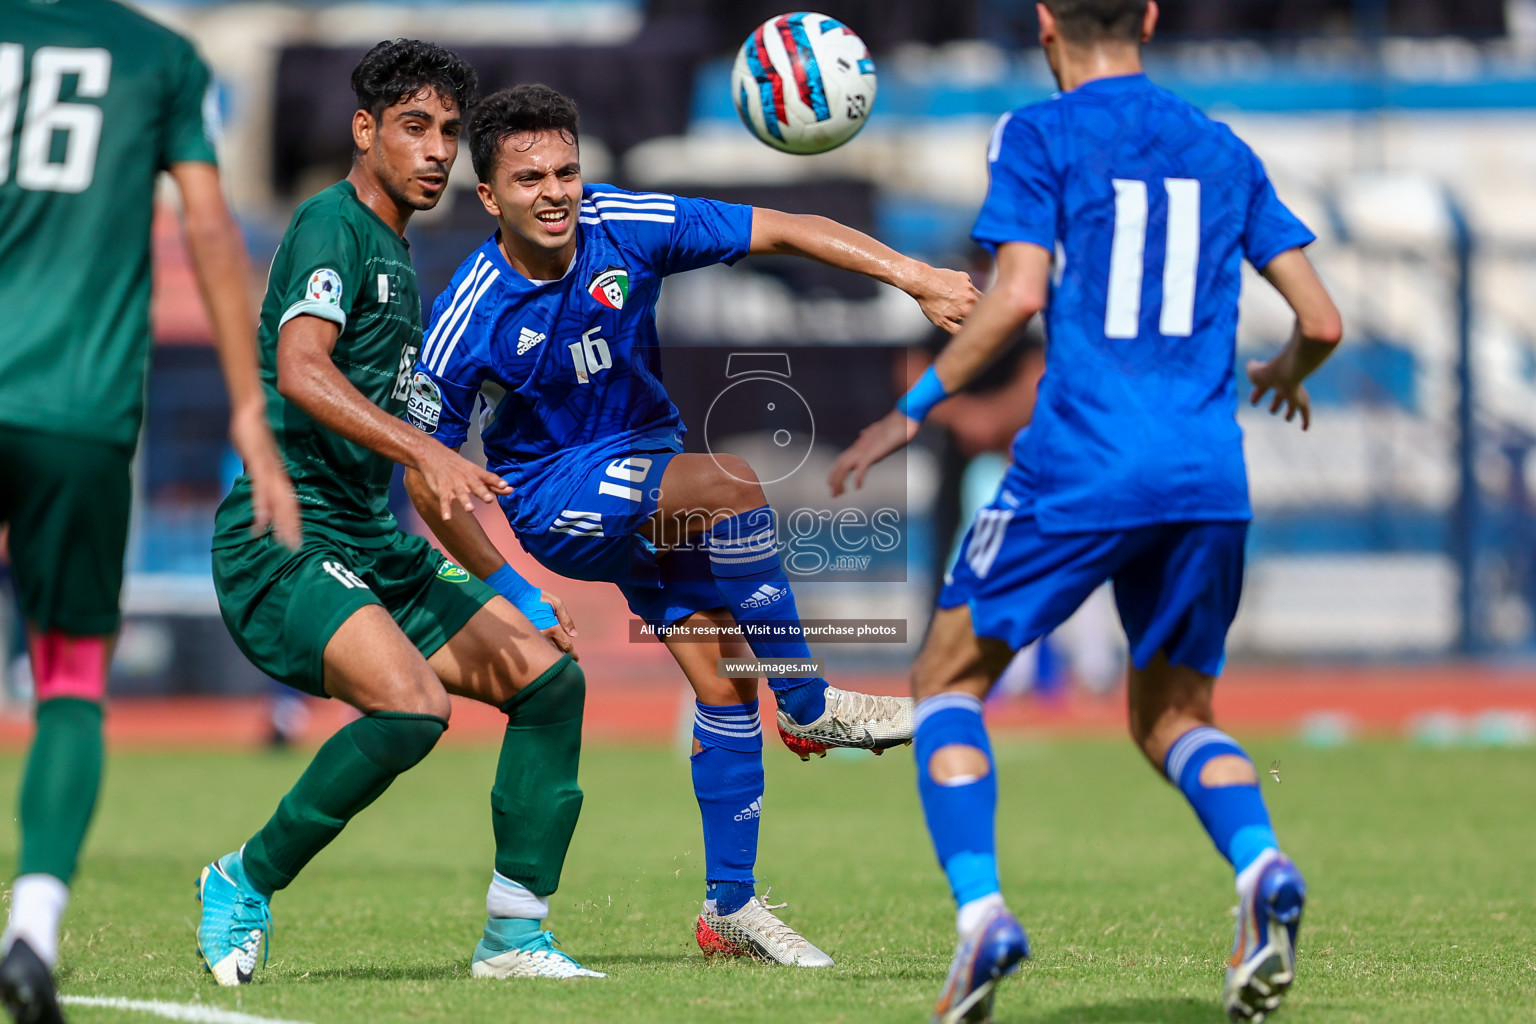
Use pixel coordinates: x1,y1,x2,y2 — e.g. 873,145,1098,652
485,563,559,630
897,365,951,422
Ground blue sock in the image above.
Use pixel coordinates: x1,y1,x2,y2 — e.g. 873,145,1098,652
706,506,828,724
692,701,763,916
914,693,1000,908
1164,726,1279,874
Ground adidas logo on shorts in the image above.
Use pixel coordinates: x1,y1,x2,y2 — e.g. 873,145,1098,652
742,584,785,609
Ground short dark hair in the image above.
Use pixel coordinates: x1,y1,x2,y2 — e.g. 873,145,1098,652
1043,0,1148,44
350,39,478,121
468,85,580,183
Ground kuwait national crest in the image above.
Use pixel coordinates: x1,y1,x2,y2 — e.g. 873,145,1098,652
588,266,629,310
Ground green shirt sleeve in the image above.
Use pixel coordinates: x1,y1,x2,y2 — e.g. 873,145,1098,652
276,207,362,332
160,38,218,169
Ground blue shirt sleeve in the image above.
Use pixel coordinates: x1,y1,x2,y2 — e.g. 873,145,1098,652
971,111,1059,254
409,288,492,448
1241,148,1316,270
597,189,752,276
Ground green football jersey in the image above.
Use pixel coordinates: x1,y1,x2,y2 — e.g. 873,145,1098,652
214,181,421,547
0,0,218,447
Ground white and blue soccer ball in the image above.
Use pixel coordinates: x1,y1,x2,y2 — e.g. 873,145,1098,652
731,12,877,155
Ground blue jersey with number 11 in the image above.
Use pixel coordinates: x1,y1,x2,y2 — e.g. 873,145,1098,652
976,73,1315,535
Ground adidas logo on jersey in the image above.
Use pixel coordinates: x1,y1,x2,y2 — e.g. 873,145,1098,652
733,798,762,822
742,584,786,609
517,327,546,355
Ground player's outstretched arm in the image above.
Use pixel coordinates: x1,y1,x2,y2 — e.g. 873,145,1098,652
171,162,302,549
748,208,981,332
274,316,511,520
1245,248,1344,431
403,465,578,655
828,242,1050,497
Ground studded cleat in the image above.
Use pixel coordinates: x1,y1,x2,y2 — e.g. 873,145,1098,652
1224,852,1306,1023
195,851,271,986
932,904,1029,1024
472,928,604,979
0,938,64,1024
776,685,914,760
695,891,833,967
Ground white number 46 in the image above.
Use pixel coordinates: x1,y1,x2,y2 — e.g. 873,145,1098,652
0,44,111,193
569,326,613,384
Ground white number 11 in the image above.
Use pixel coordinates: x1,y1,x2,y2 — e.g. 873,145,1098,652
1105,177,1201,339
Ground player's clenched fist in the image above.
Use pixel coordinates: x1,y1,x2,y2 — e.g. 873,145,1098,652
413,441,512,520
909,265,982,334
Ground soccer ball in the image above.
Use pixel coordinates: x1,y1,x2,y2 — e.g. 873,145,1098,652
731,12,877,155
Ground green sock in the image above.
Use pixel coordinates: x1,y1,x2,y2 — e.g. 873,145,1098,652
18,698,103,882
493,656,586,898
242,712,446,896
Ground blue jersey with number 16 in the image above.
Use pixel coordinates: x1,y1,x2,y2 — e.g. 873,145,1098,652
408,184,754,533
975,73,1315,535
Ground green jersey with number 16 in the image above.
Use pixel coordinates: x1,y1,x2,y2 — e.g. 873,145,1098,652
213,181,422,548
0,0,218,447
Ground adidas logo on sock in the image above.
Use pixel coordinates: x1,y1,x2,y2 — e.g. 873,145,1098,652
742,584,785,609
733,798,762,822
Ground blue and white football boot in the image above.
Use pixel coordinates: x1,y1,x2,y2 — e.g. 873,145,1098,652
1224,851,1306,1022
472,921,605,979
196,850,271,987
932,903,1029,1024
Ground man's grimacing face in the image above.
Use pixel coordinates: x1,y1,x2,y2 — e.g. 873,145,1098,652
478,130,584,254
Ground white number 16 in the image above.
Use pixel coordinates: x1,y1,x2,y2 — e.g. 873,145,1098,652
1105,177,1200,339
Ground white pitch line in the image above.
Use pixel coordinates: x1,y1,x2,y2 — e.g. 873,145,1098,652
61,995,315,1024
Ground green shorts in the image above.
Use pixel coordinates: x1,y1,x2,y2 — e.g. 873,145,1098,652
0,424,133,635
212,526,496,696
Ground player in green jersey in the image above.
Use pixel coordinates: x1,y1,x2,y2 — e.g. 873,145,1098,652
196,40,601,987
0,1,298,1019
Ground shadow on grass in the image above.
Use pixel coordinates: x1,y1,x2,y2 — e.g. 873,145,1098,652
1010,996,1214,1023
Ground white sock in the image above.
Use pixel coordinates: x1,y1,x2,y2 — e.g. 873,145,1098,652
486,871,548,921
956,892,1006,937
3,874,69,968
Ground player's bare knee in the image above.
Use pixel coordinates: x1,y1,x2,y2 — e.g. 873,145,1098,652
1199,753,1257,787
712,454,765,512
928,743,990,785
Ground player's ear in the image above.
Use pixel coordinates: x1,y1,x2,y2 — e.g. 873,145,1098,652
1036,2,1056,46
352,109,375,155
477,181,502,218
1142,1,1159,43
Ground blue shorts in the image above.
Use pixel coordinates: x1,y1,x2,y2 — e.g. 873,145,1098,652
512,450,722,629
939,467,1247,677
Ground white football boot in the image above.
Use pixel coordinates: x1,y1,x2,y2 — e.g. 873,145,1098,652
776,685,914,760
695,892,834,967
472,928,605,979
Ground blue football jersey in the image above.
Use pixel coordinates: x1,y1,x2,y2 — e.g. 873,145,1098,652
974,73,1315,534
409,185,753,532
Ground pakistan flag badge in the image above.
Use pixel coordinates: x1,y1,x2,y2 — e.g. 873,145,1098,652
588,266,629,310
436,562,471,583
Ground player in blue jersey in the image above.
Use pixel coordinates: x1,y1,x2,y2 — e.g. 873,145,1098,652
830,3,1344,1021
405,85,979,967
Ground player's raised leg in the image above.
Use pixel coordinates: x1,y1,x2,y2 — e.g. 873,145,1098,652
651,454,913,757
663,612,833,967
427,598,602,979
912,605,1029,1024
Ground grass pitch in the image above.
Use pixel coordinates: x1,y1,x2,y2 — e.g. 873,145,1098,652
1,733,1532,1023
